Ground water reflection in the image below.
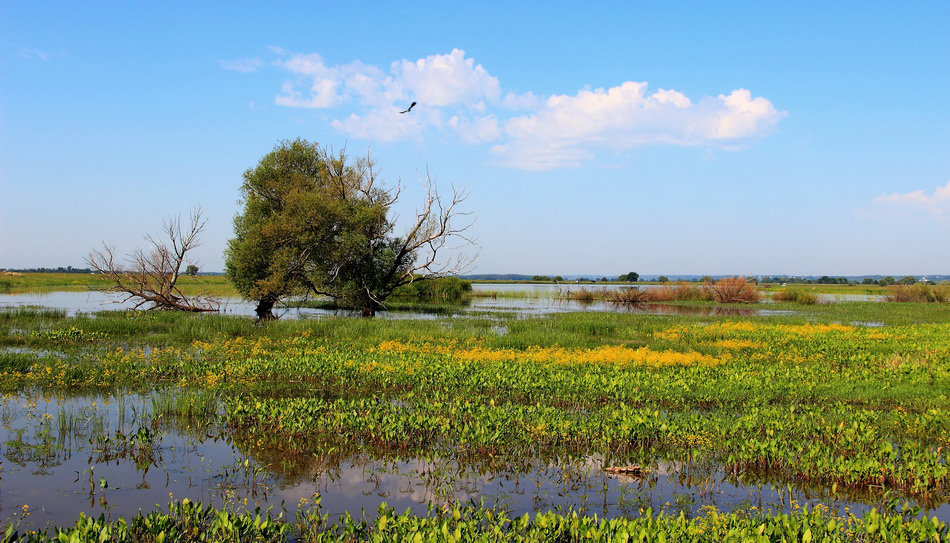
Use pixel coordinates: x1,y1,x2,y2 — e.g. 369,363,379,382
0,291,448,320
0,288,794,319
469,297,792,317
2,392,946,531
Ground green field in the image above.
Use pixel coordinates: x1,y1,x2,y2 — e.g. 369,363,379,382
0,272,238,297
0,289,948,540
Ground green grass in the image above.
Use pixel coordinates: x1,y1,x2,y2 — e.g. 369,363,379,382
0,272,237,296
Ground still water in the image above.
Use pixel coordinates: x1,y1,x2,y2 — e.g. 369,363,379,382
0,285,800,319
4,393,944,531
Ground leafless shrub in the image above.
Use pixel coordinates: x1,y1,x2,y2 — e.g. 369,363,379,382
86,209,219,312
555,287,596,302
647,282,712,302
710,277,761,304
605,288,652,304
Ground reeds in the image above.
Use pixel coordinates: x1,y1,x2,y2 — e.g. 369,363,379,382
885,283,950,303
773,288,819,305
604,287,651,304
554,287,596,302
709,277,761,304
647,283,712,302
607,280,755,304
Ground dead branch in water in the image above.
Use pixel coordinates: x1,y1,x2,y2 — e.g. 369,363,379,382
86,208,219,312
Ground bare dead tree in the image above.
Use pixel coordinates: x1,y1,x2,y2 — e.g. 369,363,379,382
86,208,219,312
309,168,477,317
364,172,477,313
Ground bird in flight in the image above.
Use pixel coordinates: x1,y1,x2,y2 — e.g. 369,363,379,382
399,101,417,114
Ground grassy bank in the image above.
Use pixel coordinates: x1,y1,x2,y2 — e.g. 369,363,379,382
0,272,237,297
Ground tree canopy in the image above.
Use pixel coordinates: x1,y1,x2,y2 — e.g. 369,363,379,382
225,139,473,318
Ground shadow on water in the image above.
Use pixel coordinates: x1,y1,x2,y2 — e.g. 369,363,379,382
2,392,946,530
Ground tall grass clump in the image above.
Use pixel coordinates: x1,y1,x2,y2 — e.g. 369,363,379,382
392,277,472,302
886,283,950,303
555,287,596,302
606,284,711,304
773,288,819,305
647,282,712,302
0,306,67,321
607,283,713,304
604,288,651,304
710,277,760,304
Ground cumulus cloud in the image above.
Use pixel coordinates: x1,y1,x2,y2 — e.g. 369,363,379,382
874,181,950,215
390,49,500,106
219,57,264,73
261,48,784,169
493,85,784,169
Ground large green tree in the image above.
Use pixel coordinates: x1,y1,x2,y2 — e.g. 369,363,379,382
225,139,473,318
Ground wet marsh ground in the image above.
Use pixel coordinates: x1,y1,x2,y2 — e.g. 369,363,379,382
0,280,948,540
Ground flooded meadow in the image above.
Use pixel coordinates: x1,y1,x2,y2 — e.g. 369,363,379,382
0,285,947,540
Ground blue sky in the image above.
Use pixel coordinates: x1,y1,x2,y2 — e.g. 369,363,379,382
2,1,948,275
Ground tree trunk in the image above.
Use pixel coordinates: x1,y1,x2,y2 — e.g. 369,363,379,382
255,294,278,320
361,304,376,318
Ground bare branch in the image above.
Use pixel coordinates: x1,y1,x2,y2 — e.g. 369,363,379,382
85,207,219,312
377,171,477,303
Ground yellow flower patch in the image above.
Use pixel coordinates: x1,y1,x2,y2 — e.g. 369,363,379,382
376,340,720,368
709,339,765,350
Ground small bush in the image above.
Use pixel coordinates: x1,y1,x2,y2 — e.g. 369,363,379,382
555,287,596,302
886,283,950,303
605,288,651,304
773,288,819,305
647,282,712,302
392,277,473,302
710,277,760,304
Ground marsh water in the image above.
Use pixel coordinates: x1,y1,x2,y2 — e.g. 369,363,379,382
4,392,945,531
1,285,926,531
0,284,811,319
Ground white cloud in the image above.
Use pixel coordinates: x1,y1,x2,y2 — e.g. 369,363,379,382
493,84,784,170
501,91,541,110
18,48,56,60
874,181,950,215
389,49,500,106
331,108,423,141
448,115,500,144
264,48,784,169
219,57,263,73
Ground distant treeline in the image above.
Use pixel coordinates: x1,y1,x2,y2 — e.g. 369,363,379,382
1,266,93,273
464,273,948,284
1,267,225,276
758,275,946,286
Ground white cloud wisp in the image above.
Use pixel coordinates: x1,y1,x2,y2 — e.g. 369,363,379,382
874,181,950,216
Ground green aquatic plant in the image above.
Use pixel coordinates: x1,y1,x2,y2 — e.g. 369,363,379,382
2,500,946,542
